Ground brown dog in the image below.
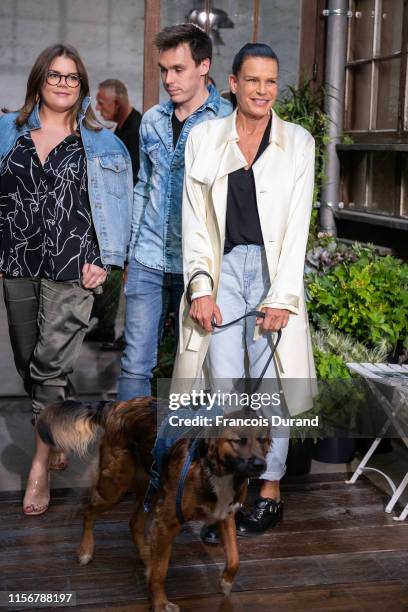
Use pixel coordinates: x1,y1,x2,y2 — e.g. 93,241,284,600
37,397,270,612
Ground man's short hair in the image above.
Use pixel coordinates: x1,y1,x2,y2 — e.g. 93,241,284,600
155,23,212,66
98,79,129,100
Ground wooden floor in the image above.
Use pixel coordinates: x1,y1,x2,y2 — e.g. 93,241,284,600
2,473,408,612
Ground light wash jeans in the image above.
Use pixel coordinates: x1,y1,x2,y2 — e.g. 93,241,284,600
207,245,289,481
118,259,184,400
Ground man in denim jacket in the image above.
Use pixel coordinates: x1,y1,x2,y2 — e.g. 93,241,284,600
118,24,231,400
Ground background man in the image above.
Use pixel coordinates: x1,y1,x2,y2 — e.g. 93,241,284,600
88,79,142,350
96,78,141,183
118,23,231,400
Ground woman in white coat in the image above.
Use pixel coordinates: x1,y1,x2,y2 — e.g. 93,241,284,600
173,43,316,541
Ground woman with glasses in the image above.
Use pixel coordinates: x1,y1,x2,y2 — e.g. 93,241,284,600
0,44,133,515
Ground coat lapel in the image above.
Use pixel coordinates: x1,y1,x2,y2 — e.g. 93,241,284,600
189,110,243,183
252,110,288,241
211,138,247,240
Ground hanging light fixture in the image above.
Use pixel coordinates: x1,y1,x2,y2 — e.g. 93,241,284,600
186,6,234,46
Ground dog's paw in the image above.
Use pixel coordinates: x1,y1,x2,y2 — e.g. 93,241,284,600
78,553,93,566
220,578,233,597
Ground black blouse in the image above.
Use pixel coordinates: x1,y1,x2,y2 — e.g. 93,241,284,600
224,115,271,254
0,132,103,280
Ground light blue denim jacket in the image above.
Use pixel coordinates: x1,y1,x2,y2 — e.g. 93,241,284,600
131,85,232,274
0,97,133,267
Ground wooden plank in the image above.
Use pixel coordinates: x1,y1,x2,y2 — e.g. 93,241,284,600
3,470,408,610
298,0,327,87
143,0,160,112
3,515,408,580
5,551,408,608
1,477,393,533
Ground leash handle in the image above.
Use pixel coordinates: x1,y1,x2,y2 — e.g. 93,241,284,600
211,309,265,328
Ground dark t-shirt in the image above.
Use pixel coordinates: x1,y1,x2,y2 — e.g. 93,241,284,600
171,112,187,148
115,107,142,186
224,115,272,254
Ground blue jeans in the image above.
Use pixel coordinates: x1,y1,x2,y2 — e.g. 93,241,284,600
118,259,184,400
207,245,289,481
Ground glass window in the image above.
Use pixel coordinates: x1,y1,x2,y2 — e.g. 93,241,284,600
345,0,407,135
346,64,372,130
379,0,404,56
348,0,375,61
375,58,401,130
342,2,407,219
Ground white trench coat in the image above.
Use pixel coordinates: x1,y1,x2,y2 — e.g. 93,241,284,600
172,109,317,416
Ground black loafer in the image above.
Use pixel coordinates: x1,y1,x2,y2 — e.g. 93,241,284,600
236,497,283,536
200,523,220,544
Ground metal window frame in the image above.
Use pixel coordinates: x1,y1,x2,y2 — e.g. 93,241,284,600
342,0,408,219
345,0,408,137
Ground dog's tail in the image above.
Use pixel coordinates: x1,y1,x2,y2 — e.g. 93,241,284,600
37,399,115,457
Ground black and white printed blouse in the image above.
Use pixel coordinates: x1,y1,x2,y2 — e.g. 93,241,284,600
0,132,103,280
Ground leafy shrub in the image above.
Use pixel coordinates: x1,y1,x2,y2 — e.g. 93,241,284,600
275,81,329,236
275,81,329,204
312,326,389,379
306,242,408,353
305,235,359,276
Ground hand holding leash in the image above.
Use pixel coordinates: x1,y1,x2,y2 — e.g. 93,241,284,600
257,307,290,332
189,295,222,332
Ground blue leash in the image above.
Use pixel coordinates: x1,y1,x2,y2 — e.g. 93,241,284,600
175,437,201,524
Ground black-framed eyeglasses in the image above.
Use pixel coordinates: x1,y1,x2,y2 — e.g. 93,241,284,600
46,71,81,88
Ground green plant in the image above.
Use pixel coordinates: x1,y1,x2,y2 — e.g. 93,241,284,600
275,81,330,208
306,244,408,353
342,134,354,145
290,327,388,440
312,326,389,379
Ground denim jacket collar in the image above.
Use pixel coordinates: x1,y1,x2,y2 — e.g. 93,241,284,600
160,84,220,117
25,96,91,131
